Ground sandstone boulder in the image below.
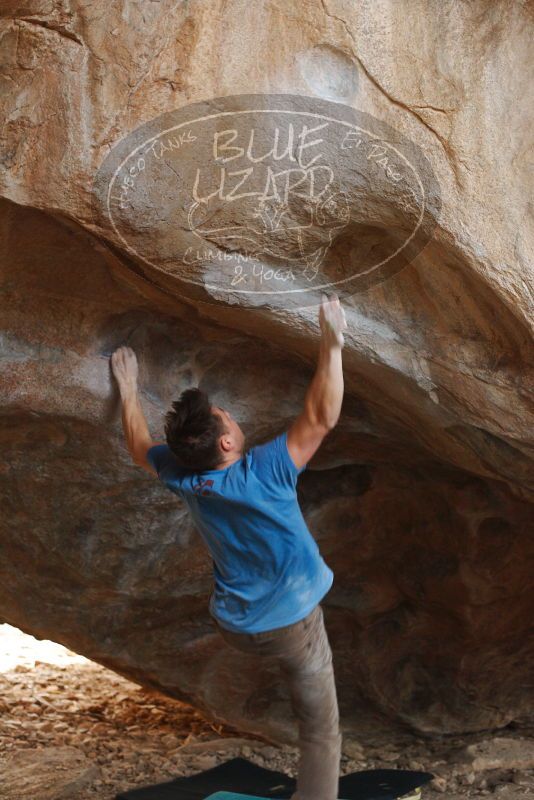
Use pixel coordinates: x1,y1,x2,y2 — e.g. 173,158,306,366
0,0,532,740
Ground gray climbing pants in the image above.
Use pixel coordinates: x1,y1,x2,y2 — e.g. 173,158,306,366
213,603,342,800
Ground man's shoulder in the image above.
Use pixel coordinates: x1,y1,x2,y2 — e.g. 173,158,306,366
247,430,285,454
146,443,190,479
248,430,306,484
247,430,285,465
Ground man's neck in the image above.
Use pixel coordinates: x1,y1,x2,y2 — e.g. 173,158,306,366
214,451,243,471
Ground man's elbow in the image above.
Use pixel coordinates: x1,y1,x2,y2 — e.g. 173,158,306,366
133,454,157,477
129,447,142,466
316,409,340,432
132,448,149,468
304,404,339,432
311,413,338,433
321,415,339,431
131,440,154,467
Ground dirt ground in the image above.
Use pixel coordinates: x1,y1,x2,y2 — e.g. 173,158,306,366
1,624,533,799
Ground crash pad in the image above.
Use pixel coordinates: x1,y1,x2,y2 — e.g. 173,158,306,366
207,790,424,800
114,756,434,800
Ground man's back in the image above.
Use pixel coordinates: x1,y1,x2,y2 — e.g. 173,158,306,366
111,294,347,800
147,430,333,634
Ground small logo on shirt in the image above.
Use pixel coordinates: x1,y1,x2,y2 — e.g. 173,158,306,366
193,478,214,496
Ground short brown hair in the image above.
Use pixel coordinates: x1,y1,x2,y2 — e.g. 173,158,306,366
164,388,225,470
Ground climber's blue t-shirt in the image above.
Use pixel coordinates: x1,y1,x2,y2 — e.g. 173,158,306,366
146,431,333,634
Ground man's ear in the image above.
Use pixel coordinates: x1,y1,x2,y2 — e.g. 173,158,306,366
220,433,233,453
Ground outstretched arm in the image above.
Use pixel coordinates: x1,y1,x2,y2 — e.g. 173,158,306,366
111,346,161,476
287,293,347,469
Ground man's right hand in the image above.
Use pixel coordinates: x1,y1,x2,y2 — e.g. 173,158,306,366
287,293,346,469
319,292,347,348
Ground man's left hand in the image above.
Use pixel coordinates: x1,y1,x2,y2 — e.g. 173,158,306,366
111,346,138,396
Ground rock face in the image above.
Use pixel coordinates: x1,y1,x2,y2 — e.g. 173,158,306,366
0,0,533,741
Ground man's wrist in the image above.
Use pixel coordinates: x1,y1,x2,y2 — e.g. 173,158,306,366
119,382,138,401
319,335,343,354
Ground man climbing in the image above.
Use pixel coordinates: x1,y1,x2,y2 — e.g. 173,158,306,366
111,292,347,800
